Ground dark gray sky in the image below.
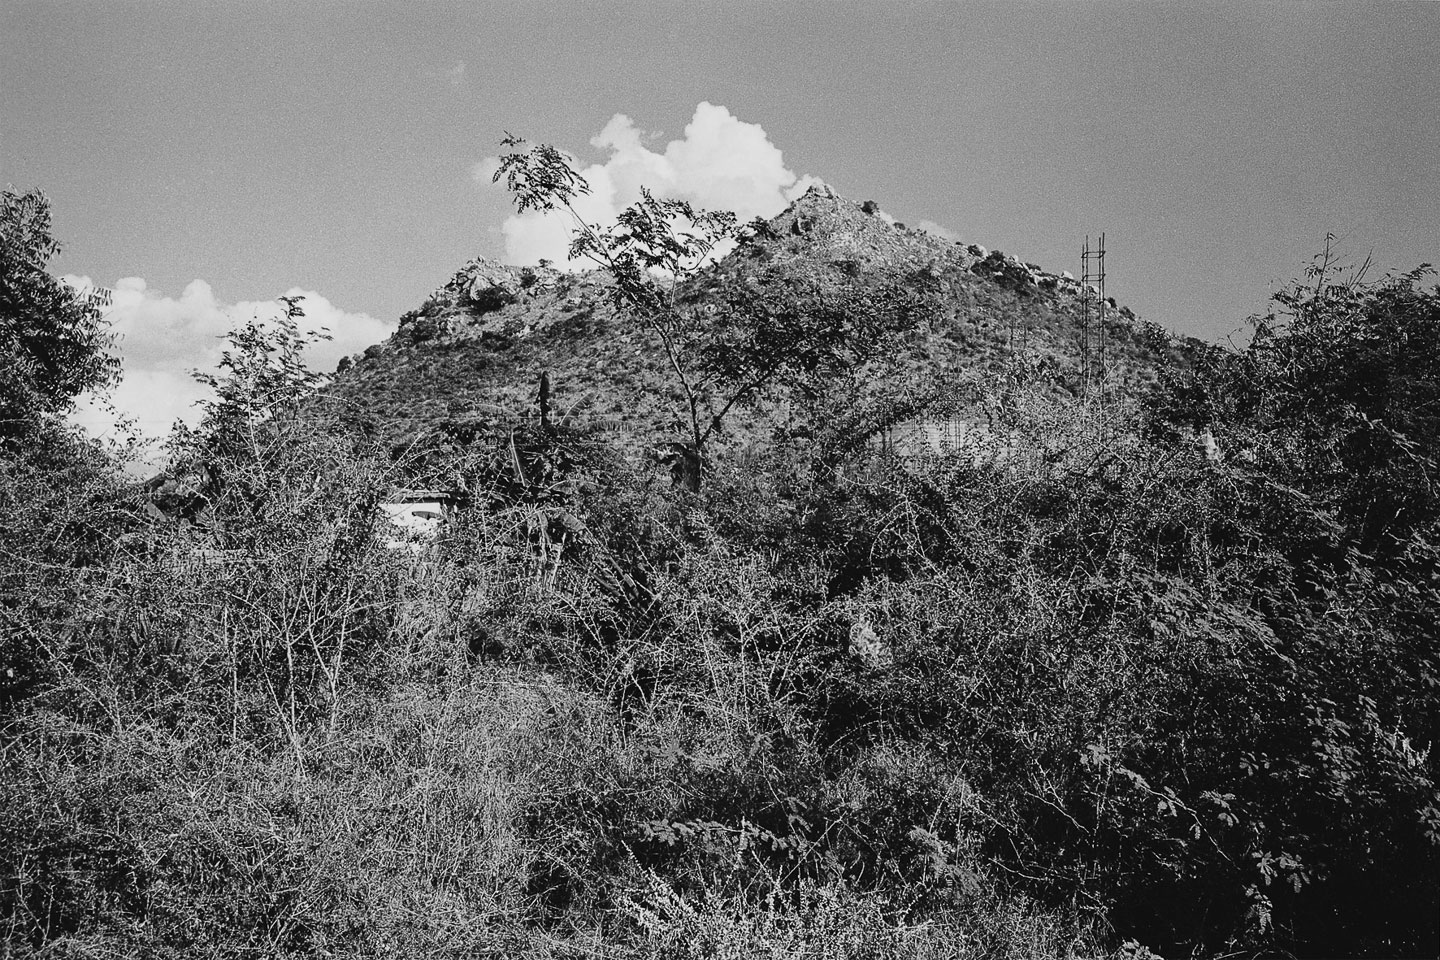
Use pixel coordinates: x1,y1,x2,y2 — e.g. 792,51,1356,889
3,0,1437,434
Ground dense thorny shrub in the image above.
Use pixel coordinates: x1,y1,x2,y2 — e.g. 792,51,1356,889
695,289,1440,957
0,427,140,713
1106,260,1440,953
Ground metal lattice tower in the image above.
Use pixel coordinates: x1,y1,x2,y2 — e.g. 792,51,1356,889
1080,233,1106,391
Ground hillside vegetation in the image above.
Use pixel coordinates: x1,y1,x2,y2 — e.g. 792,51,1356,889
326,183,1171,475
3,173,1438,960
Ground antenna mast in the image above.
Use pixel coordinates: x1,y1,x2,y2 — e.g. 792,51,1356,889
1080,233,1106,391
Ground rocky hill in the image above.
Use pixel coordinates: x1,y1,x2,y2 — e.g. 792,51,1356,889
324,185,1177,466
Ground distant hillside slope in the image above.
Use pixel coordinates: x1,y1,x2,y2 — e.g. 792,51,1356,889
323,186,1179,463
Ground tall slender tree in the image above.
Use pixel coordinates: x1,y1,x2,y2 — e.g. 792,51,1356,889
492,137,930,490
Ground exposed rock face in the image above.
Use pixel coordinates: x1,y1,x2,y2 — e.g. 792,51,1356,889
392,257,577,348
403,258,567,324
464,258,523,292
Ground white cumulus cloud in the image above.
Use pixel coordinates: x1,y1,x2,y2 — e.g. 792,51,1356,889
481,102,823,267
64,275,392,446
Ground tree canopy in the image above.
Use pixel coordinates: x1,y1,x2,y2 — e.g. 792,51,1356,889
492,137,936,490
0,188,119,443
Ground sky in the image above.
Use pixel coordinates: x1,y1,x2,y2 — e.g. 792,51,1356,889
3,0,1437,443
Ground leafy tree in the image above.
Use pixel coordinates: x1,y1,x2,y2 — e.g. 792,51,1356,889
0,188,119,443
493,139,733,490
165,296,346,545
492,137,931,490
0,188,131,711
173,296,330,463
1248,255,1440,552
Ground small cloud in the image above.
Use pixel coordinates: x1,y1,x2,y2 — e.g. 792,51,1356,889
63,275,393,441
447,61,466,88
482,101,816,267
918,220,960,242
